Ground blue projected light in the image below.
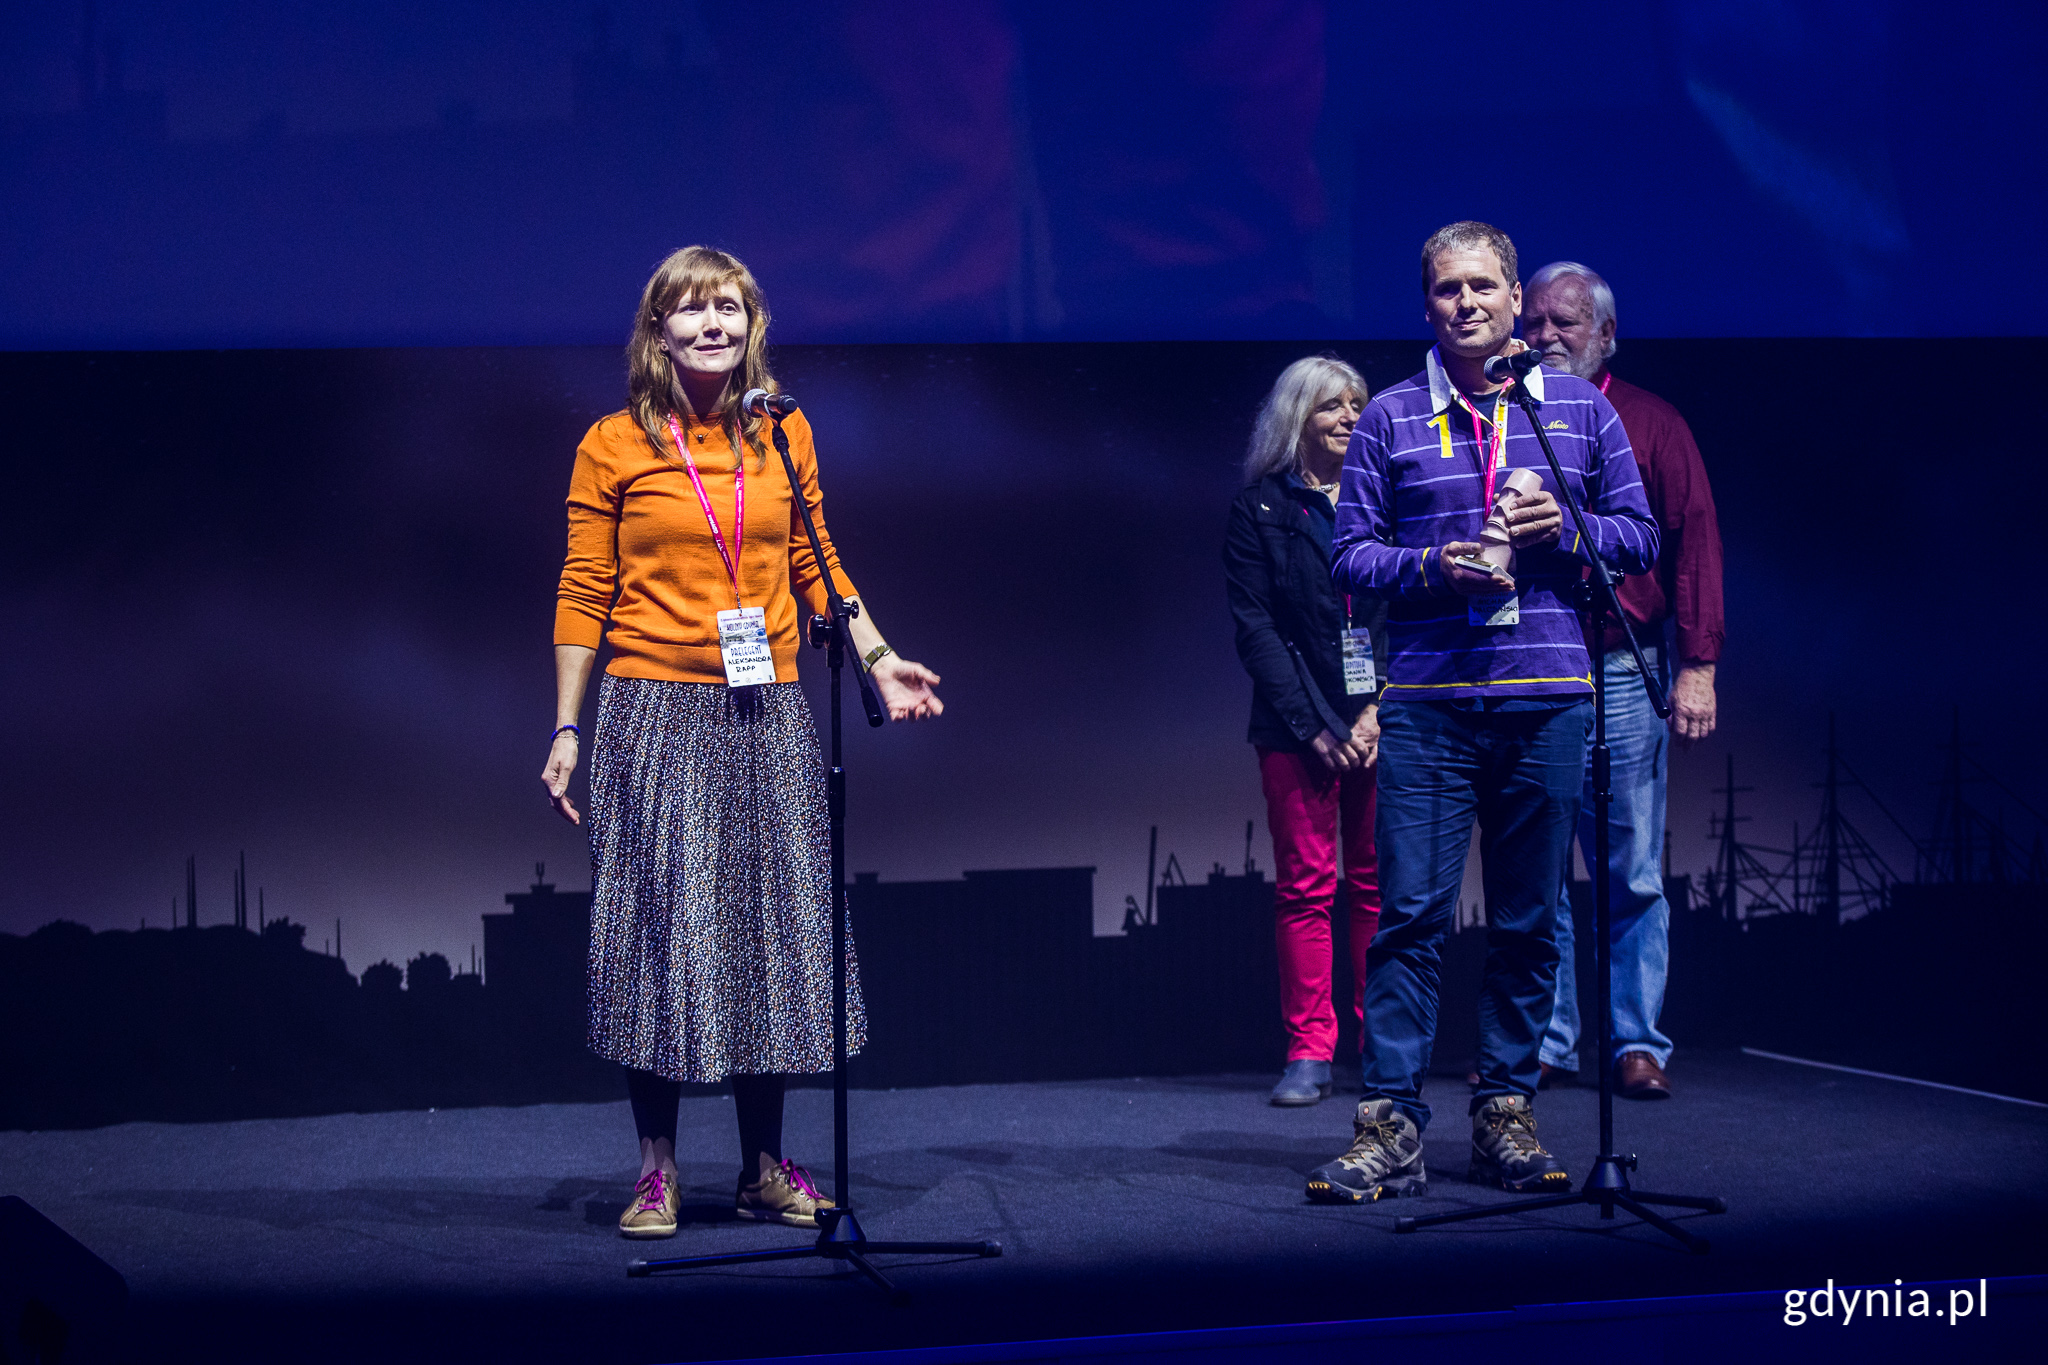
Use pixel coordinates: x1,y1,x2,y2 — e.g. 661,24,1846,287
0,0,2041,348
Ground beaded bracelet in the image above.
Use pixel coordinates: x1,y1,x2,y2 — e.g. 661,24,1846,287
551,724,580,743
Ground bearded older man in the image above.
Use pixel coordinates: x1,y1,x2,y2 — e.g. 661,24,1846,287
1521,261,1726,1101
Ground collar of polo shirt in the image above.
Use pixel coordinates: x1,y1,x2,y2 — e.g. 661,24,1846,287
1425,345,1547,418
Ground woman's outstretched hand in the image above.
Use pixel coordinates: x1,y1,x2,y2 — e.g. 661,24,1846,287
542,733,582,824
870,656,943,721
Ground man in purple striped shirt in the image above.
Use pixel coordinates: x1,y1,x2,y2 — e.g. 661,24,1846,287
1305,222,1658,1206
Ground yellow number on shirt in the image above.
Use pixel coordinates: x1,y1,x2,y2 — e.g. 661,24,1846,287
1427,413,1454,459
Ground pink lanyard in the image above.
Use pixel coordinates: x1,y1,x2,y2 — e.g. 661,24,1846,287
1468,386,1512,509
1598,372,1612,394
665,415,744,601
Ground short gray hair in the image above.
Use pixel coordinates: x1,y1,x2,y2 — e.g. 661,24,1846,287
1527,260,1618,361
1244,355,1367,484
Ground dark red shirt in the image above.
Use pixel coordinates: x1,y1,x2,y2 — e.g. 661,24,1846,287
1596,371,1725,663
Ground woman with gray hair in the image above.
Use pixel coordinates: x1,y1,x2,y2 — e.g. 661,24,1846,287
1222,356,1390,1106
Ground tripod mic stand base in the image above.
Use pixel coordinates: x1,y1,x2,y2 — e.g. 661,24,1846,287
628,1206,1002,1303
1391,1156,1725,1254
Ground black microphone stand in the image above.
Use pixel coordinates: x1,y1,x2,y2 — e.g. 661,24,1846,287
1392,373,1726,1253
630,409,1002,1300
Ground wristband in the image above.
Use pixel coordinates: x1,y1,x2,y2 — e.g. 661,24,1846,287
551,724,580,743
861,643,894,670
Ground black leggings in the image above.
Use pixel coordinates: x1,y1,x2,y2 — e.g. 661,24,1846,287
625,1067,784,1175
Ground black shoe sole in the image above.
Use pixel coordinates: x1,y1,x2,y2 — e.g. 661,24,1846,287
1270,1084,1335,1107
1467,1156,1572,1194
1305,1169,1428,1204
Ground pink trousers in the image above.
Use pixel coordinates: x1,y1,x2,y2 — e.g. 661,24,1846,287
1257,746,1381,1062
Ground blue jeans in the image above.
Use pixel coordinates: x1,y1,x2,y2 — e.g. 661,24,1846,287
1361,698,1591,1133
1541,648,1675,1071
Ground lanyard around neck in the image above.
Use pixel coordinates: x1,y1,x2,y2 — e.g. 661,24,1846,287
1465,386,1512,510
665,414,744,602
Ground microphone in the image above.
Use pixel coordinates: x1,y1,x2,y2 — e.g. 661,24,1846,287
1482,350,1547,386
740,388,799,418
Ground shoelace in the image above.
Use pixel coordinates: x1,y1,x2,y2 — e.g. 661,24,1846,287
1343,1117,1407,1166
633,1169,670,1212
779,1160,824,1201
1481,1106,1545,1155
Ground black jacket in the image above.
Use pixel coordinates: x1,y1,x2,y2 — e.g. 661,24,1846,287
1223,472,1391,751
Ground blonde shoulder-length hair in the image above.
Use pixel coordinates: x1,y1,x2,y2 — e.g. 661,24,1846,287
626,246,779,469
1242,355,1368,485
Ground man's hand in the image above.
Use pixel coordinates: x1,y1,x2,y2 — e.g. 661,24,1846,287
1310,727,1363,772
1350,704,1381,769
1670,662,1716,747
1440,542,1513,596
1505,491,1562,549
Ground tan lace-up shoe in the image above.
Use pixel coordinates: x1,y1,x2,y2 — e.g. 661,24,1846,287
619,1168,681,1239
737,1159,835,1229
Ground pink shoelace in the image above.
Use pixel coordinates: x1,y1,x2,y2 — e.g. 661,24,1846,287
779,1160,823,1200
633,1169,670,1212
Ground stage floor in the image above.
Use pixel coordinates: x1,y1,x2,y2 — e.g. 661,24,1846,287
6,1049,2043,1363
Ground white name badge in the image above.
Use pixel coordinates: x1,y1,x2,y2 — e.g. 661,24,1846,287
1341,628,1378,696
716,607,777,687
1469,591,1520,628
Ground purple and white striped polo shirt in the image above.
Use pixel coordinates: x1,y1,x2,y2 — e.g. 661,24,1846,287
1332,347,1659,701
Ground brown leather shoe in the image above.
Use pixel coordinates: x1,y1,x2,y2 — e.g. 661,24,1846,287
1615,1051,1672,1100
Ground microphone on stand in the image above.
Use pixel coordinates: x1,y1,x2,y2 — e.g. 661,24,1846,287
1482,350,1548,386
740,388,799,418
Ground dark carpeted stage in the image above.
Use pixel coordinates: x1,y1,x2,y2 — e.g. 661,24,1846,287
7,1049,2042,1363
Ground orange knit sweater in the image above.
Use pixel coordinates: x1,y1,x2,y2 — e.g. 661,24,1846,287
554,409,859,683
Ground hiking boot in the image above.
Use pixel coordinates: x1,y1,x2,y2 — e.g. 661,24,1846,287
619,1168,680,1239
1305,1099,1427,1203
1270,1059,1334,1107
737,1158,835,1229
1469,1093,1571,1193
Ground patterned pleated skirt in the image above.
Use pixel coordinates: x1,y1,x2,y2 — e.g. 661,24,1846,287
585,675,865,1082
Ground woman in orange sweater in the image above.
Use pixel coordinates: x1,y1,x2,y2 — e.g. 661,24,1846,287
543,246,943,1239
